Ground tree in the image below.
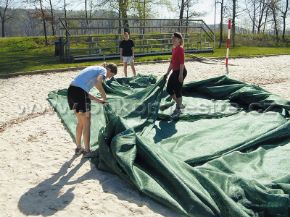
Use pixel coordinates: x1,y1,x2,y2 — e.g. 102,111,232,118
0,0,13,37
179,0,185,27
48,0,55,36
97,0,130,31
119,0,130,29
26,0,49,44
278,0,289,40
177,0,199,32
38,0,48,44
245,0,269,33
219,0,224,48
232,0,237,47
269,0,280,41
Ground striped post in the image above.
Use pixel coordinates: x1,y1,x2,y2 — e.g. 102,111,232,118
226,19,231,75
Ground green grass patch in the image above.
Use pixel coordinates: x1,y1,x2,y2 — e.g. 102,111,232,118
0,36,289,76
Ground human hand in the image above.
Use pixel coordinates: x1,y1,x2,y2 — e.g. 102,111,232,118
95,98,108,104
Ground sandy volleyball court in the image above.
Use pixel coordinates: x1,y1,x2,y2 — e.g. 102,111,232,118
0,55,289,217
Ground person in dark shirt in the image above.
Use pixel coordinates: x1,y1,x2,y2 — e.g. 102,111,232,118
165,32,187,118
119,31,136,77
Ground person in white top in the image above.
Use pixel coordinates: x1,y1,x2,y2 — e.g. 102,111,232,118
67,63,117,157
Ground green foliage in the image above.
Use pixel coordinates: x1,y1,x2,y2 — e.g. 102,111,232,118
0,35,289,76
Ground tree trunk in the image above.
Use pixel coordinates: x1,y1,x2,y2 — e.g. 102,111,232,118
262,7,269,33
118,8,121,34
49,0,55,35
282,15,286,40
179,0,185,29
1,19,5,37
232,0,236,47
0,1,9,37
85,0,88,26
252,0,256,34
281,0,289,41
119,0,129,31
218,0,224,48
271,4,279,42
257,0,266,34
185,0,190,34
39,0,48,45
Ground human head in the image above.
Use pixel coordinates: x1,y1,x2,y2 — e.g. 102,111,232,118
123,31,130,40
103,62,117,79
172,32,183,47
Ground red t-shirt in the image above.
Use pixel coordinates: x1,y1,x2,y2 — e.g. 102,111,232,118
171,46,185,71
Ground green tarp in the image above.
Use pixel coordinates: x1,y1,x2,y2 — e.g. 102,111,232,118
48,74,290,217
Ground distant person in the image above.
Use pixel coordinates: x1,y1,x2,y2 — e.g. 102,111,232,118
67,63,117,157
119,31,136,77
165,32,187,118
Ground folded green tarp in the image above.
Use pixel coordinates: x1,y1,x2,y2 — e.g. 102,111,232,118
48,74,290,217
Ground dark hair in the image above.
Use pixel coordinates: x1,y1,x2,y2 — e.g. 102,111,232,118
103,62,117,74
124,28,130,35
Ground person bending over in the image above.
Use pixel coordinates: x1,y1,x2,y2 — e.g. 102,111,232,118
67,63,117,156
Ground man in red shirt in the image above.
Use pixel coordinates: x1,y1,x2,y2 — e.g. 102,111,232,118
165,32,187,117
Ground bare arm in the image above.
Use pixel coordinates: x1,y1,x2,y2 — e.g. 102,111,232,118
178,64,185,82
88,93,106,104
166,63,173,75
95,75,106,100
88,75,107,104
120,48,123,61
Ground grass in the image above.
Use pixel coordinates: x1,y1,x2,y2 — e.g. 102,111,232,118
0,36,289,76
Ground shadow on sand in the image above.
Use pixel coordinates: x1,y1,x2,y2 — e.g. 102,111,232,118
18,154,180,217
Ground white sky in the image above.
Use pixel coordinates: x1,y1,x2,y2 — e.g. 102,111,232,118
60,0,217,25
16,0,288,28
154,0,216,24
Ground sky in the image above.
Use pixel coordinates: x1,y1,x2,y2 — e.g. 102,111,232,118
154,0,216,25
15,0,288,28
59,0,217,25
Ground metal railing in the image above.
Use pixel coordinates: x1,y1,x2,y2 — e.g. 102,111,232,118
58,18,214,62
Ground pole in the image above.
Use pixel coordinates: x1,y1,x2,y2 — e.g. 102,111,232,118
226,19,231,75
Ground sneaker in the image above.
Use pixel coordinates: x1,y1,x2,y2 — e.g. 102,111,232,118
75,147,84,156
175,103,185,110
171,108,181,119
83,150,98,158
179,104,186,109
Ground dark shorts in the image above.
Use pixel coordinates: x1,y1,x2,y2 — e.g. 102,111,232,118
166,68,187,98
67,85,91,113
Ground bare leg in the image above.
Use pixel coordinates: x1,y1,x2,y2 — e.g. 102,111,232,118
176,97,182,109
171,94,177,103
123,62,128,77
76,112,91,152
75,111,83,149
130,63,136,76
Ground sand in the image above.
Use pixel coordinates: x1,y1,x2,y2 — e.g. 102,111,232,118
0,55,289,217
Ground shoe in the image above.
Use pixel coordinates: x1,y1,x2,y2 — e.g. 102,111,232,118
83,150,98,158
171,109,181,119
179,104,185,109
176,103,185,110
75,147,84,156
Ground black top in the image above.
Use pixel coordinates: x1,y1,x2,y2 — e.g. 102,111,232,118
119,39,134,56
